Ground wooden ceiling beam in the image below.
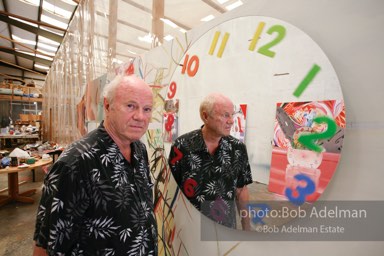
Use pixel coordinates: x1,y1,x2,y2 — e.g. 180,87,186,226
201,0,226,13
0,73,26,84
0,10,66,32
0,46,52,66
0,60,46,75
152,0,164,45
121,0,191,30
0,12,64,43
0,34,55,58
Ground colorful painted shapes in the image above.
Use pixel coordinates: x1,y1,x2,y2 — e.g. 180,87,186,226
298,116,337,153
285,173,316,206
208,31,230,58
246,203,271,225
183,178,197,198
181,54,199,77
249,22,286,58
210,197,229,222
293,64,321,97
170,146,183,165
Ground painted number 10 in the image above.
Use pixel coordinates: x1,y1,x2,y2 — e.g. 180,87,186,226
181,54,199,77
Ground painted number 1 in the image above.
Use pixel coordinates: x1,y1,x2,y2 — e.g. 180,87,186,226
248,22,286,58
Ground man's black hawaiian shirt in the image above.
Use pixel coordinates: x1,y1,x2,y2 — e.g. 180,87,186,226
168,128,253,228
34,122,157,255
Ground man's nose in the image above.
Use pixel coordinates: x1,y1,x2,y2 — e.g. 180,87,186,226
133,109,145,120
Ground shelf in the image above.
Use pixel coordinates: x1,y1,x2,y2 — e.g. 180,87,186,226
0,134,39,139
14,120,41,125
0,94,43,103
0,134,41,150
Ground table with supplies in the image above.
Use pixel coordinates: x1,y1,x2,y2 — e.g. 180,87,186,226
0,158,52,207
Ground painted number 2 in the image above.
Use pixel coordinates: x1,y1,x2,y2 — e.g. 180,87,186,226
298,116,337,152
249,22,286,58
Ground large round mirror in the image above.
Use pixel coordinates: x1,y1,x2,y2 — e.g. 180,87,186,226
164,16,345,230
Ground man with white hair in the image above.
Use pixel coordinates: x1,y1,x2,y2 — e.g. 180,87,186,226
169,93,253,230
33,75,158,255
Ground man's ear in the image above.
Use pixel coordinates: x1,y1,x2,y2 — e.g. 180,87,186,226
104,98,110,112
202,111,209,122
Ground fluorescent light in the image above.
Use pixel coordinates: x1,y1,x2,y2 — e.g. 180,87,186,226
138,34,154,44
38,36,60,46
14,49,54,61
160,18,178,28
34,63,50,70
41,14,68,29
127,50,138,55
112,58,123,64
12,35,36,46
43,1,72,19
217,0,230,4
9,16,37,27
201,15,215,22
18,0,39,6
225,0,243,10
60,0,77,6
40,27,65,36
15,49,35,56
36,54,54,61
164,35,174,41
36,48,56,57
37,42,59,52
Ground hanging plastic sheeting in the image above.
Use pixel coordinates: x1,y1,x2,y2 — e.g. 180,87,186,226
42,0,115,145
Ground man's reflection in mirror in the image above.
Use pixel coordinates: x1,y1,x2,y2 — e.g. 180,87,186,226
169,93,253,230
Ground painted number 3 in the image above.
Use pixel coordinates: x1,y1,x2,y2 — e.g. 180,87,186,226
285,174,315,206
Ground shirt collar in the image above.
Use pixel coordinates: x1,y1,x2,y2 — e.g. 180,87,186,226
188,127,230,154
98,121,142,159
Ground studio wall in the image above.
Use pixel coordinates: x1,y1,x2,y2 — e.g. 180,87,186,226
138,0,384,255
42,0,384,255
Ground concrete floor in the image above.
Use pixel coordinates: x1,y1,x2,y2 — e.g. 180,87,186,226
0,167,288,255
0,168,45,256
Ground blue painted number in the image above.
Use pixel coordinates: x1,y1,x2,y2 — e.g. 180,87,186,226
285,174,315,205
247,203,271,225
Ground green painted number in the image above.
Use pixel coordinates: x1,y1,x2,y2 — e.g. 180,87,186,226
258,25,286,58
298,116,337,152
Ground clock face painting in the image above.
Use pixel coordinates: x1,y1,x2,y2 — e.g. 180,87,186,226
166,16,345,230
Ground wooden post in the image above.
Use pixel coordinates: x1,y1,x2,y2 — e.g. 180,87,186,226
49,107,52,141
152,0,164,46
107,0,118,72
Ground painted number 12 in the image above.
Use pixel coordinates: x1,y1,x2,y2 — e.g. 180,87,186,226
249,22,286,58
